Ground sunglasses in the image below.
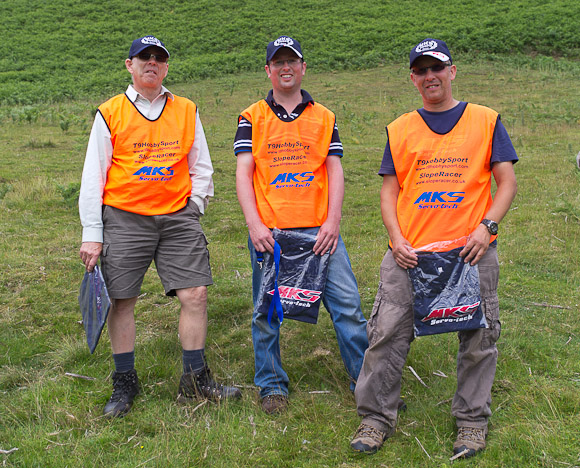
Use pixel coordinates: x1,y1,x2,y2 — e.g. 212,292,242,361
135,52,168,63
411,63,450,76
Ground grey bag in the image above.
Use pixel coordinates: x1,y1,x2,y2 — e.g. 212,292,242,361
78,265,111,353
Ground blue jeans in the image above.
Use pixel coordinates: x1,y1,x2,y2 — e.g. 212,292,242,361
249,227,368,398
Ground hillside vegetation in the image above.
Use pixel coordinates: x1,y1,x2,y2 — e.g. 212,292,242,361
1,0,580,104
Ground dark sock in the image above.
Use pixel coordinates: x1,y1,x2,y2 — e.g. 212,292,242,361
113,351,135,373
182,348,206,374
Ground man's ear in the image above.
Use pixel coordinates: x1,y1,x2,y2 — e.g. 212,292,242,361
125,58,134,74
449,64,457,81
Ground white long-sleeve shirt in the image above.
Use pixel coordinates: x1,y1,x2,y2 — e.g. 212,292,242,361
79,84,214,243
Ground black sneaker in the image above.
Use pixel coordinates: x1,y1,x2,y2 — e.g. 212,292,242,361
177,367,241,402
103,369,139,418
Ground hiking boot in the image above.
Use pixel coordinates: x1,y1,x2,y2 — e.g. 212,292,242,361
103,369,139,418
177,367,241,402
453,426,488,458
261,394,288,414
350,423,393,454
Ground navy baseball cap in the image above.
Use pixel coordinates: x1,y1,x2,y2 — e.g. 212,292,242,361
128,35,170,59
409,38,452,68
266,36,303,63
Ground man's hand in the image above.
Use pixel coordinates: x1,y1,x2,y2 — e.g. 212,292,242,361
313,218,340,255
80,242,103,272
391,238,418,270
459,224,491,265
248,222,275,254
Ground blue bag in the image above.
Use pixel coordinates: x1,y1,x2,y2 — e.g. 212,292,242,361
408,246,487,337
78,265,111,353
256,229,330,329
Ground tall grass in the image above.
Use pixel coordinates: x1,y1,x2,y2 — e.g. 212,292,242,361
1,59,579,466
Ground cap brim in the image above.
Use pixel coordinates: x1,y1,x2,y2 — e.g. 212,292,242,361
422,51,449,62
286,46,302,59
131,44,170,59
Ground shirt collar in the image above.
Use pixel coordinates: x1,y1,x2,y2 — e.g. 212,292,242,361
265,89,315,107
126,84,174,103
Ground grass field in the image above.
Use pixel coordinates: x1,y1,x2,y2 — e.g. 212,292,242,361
1,0,580,465
1,55,579,467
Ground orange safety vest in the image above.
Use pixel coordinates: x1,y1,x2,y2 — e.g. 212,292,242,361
100,94,196,216
388,103,498,250
241,100,335,229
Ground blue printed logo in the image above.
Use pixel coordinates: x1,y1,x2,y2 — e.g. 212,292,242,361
133,166,174,176
270,172,314,187
414,191,465,209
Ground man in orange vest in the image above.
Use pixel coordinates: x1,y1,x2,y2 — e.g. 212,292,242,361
350,38,518,457
79,35,240,417
234,36,368,414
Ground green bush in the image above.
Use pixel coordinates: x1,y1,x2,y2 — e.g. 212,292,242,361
1,0,579,104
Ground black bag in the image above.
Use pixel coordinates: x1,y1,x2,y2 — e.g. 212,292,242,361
256,229,330,328
408,246,487,337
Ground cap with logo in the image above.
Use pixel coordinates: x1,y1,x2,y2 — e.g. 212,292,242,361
129,35,170,59
409,38,452,68
266,36,303,64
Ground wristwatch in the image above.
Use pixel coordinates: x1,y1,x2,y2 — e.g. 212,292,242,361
480,219,498,235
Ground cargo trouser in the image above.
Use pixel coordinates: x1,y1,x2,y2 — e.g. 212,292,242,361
354,245,500,433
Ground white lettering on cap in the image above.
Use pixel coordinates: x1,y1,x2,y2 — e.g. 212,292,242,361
141,36,162,47
416,40,438,53
274,36,294,47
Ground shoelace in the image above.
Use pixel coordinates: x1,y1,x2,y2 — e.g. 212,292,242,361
197,371,228,396
199,382,224,393
111,374,136,400
355,424,385,440
457,427,485,441
265,395,285,402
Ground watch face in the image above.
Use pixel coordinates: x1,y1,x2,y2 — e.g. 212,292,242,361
482,219,498,235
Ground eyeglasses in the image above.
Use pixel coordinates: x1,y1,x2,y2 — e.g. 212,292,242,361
134,52,168,63
269,58,302,68
411,63,450,76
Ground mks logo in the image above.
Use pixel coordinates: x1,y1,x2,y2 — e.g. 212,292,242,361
414,191,465,204
133,166,174,176
267,285,322,303
421,302,480,322
270,172,314,185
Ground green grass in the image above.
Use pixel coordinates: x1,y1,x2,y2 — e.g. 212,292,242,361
1,59,579,467
1,0,580,105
